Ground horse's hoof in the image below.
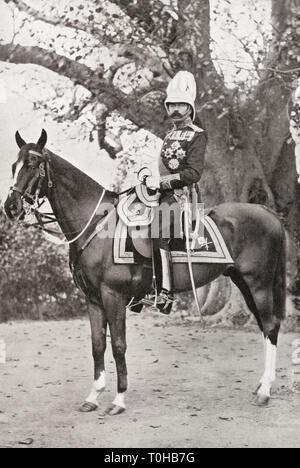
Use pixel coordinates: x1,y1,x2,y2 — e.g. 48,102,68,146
79,402,98,413
253,394,270,407
105,404,126,416
253,384,262,395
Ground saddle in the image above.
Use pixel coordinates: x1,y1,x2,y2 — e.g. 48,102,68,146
114,185,234,265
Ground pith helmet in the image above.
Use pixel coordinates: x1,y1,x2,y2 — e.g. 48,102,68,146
165,71,197,121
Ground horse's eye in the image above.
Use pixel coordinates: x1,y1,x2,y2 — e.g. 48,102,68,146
29,157,36,165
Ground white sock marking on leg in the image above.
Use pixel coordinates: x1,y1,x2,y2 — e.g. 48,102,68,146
85,371,106,405
258,338,277,398
113,392,126,408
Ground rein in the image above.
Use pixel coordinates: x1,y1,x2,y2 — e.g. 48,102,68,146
48,188,107,246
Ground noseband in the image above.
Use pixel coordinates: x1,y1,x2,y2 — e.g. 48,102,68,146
12,149,53,204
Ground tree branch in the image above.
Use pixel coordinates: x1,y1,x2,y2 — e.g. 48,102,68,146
108,0,180,55
109,0,154,29
0,43,97,89
5,0,67,26
4,0,89,33
4,0,128,44
108,0,176,33
0,42,168,138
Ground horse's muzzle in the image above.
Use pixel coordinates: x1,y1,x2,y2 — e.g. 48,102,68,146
4,192,24,220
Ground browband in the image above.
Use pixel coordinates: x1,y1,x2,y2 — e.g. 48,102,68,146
28,150,44,158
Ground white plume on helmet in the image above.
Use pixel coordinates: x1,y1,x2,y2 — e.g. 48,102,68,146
165,71,197,121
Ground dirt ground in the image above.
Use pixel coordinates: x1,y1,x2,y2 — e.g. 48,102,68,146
0,313,300,449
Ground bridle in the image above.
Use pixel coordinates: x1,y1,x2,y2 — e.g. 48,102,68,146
10,148,64,239
10,149,108,246
11,149,53,207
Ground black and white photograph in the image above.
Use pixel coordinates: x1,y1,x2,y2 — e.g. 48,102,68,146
0,0,300,450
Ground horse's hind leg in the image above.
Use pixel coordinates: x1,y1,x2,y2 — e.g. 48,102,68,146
246,288,280,405
79,301,107,412
244,286,281,406
254,329,279,406
227,268,281,406
252,290,281,406
101,284,128,416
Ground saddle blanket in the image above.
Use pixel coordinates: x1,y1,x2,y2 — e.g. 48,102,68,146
113,215,234,265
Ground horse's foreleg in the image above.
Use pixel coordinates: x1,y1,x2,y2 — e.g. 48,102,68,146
101,284,128,416
79,302,107,412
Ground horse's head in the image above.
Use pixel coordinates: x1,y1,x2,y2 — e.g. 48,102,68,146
4,129,48,220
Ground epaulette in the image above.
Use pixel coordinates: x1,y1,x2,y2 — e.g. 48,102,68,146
186,123,205,133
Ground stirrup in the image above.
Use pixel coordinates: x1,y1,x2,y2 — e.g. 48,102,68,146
156,290,174,315
126,297,144,313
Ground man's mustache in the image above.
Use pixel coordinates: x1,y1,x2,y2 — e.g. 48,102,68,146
171,111,182,118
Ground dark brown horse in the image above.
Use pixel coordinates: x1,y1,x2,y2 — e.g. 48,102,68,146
4,130,286,414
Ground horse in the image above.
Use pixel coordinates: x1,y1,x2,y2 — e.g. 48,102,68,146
4,129,286,414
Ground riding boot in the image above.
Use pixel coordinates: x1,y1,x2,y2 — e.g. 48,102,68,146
155,248,174,314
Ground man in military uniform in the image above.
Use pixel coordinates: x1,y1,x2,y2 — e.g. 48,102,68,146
146,71,207,313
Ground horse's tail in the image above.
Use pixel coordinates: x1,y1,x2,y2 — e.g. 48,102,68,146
273,218,287,321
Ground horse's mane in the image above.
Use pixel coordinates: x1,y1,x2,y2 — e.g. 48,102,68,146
44,148,117,198
45,148,99,185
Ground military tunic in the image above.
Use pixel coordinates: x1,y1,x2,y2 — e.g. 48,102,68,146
159,121,206,197
155,120,207,247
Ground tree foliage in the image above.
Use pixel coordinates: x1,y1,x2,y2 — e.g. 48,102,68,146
0,210,87,322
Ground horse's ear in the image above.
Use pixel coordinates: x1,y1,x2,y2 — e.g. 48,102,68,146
15,131,26,149
37,129,47,149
